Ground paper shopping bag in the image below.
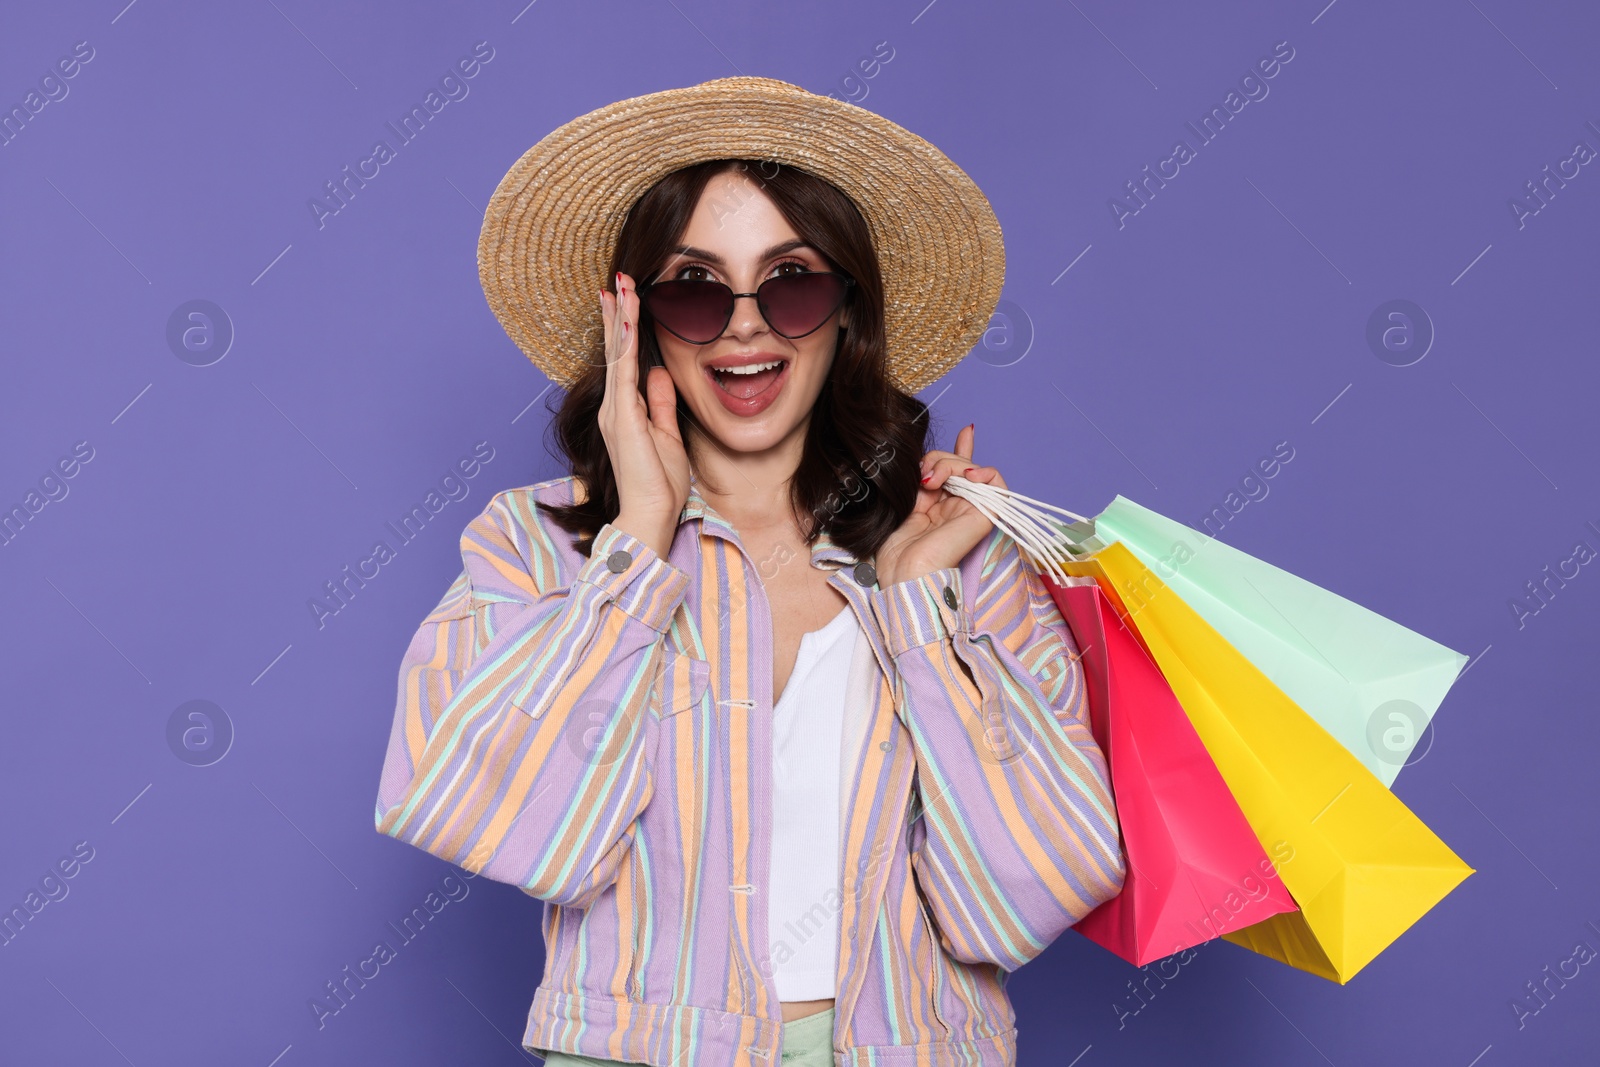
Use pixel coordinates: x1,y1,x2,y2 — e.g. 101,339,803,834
1090,496,1470,787
1060,543,1474,984
1051,578,1298,966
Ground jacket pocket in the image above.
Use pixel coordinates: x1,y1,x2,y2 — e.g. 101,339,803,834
654,647,711,719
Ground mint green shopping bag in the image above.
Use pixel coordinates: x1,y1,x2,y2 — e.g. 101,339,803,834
1083,496,1469,787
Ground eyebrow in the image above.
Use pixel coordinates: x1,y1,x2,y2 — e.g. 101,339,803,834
666,238,814,268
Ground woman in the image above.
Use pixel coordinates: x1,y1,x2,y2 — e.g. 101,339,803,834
376,77,1124,1067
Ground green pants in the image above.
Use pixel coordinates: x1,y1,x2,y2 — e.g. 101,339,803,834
537,1007,834,1066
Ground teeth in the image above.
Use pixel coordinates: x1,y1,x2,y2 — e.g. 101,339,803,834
713,360,783,376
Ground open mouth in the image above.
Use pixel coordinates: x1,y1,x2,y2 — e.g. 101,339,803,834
706,358,788,400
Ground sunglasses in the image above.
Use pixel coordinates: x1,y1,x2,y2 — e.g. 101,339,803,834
637,270,854,345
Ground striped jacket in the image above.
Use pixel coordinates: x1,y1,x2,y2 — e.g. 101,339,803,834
375,474,1125,1066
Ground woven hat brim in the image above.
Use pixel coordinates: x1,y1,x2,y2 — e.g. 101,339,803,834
478,76,1005,395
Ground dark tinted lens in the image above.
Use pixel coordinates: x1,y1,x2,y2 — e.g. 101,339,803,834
759,273,848,338
641,280,733,344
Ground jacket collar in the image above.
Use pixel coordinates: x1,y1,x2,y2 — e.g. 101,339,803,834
679,477,860,569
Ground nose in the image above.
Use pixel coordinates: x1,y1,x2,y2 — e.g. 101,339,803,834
724,290,769,340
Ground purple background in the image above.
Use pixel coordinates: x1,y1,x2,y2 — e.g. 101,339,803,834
3,1,1597,1064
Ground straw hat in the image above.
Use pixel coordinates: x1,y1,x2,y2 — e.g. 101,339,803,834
476,75,1005,396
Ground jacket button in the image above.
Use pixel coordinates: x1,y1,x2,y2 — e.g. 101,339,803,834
853,561,877,587
606,549,632,573
942,586,958,610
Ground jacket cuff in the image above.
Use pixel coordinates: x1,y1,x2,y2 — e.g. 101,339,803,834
572,522,689,633
876,567,970,657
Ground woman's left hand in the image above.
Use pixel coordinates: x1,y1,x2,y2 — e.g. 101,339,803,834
876,423,1004,588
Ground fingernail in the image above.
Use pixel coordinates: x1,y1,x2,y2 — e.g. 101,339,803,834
622,322,629,336
965,467,974,474
920,473,931,484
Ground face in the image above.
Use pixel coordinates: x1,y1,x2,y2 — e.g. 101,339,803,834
647,168,849,456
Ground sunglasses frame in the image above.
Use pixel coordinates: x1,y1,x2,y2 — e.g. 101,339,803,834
636,270,856,346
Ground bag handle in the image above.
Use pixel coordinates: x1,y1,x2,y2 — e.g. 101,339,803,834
940,474,1099,585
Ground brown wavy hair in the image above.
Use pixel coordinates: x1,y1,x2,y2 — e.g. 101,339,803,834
536,158,932,562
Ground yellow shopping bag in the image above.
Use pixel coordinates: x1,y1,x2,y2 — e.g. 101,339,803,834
1061,542,1473,983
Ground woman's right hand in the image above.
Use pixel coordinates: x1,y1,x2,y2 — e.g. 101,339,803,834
599,271,690,560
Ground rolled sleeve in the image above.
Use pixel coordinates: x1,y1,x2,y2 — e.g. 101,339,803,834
877,567,969,656
573,522,690,633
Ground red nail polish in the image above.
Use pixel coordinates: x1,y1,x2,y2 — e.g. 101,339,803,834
965,467,974,474
920,473,930,484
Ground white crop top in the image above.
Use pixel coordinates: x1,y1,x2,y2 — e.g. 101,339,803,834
764,601,879,1000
